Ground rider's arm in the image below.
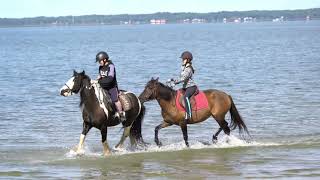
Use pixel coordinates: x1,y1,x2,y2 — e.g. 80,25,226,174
174,67,192,84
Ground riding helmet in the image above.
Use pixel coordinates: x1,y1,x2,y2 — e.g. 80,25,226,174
96,51,109,62
180,51,193,61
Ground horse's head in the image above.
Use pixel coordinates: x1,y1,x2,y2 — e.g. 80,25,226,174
60,70,87,97
139,77,160,103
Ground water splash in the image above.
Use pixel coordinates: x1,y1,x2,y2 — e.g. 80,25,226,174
65,145,100,158
64,135,281,158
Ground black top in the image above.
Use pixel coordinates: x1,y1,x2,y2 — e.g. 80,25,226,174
98,62,118,90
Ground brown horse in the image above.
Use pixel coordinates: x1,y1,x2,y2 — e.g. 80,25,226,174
139,78,249,147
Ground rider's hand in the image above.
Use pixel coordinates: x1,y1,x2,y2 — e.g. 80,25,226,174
97,75,101,80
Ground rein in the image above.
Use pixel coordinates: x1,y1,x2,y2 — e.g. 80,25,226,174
64,83,73,95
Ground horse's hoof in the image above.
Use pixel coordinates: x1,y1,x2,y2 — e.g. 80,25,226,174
115,144,123,149
212,136,218,144
155,141,162,147
75,148,85,155
103,152,111,157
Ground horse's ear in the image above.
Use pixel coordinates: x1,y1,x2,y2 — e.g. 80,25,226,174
151,77,154,80
73,69,77,76
155,77,159,81
81,70,85,75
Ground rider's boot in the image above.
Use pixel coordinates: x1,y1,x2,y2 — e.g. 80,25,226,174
184,97,192,124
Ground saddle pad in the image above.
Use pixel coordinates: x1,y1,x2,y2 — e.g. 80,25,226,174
175,90,209,112
119,91,133,111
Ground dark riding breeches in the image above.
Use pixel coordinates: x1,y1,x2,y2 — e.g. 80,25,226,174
184,85,197,119
105,87,119,102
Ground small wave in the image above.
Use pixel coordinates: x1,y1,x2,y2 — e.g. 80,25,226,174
65,145,101,158
64,135,281,158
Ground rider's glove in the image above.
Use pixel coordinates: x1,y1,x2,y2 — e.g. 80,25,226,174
167,78,174,83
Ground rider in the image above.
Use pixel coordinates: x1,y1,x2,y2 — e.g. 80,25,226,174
172,51,197,124
96,51,125,122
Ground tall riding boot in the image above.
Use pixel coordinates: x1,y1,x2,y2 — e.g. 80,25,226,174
184,97,192,124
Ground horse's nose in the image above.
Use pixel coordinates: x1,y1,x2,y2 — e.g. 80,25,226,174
60,89,66,96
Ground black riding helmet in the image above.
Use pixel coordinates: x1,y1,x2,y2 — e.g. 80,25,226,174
96,51,109,62
180,51,193,61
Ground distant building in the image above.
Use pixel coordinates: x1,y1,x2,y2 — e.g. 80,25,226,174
272,16,284,22
182,19,190,23
306,16,310,21
223,18,227,23
120,20,132,25
191,18,206,23
150,19,166,24
223,17,242,23
234,18,241,23
243,17,256,23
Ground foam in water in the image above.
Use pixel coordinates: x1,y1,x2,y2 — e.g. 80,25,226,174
64,135,281,158
65,145,101,158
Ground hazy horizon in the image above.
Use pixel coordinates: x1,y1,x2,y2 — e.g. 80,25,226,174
1,0,319,18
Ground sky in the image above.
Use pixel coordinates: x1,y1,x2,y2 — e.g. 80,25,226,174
1,0,320,18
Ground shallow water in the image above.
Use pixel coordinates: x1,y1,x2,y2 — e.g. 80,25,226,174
0,21,320,179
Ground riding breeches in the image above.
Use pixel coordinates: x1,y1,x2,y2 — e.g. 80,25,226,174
104,87,119,102
184,85,197,119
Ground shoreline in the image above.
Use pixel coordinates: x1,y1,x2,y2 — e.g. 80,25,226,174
0,19,319,29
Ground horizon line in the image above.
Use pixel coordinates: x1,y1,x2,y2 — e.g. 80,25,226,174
1,7,319,19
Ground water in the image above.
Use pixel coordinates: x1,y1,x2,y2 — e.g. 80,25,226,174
0,21,320,179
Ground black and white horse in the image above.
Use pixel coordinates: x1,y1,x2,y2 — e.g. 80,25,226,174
60,70,146,156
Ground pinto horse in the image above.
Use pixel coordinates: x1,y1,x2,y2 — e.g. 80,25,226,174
139,78,249,147
60,70,146,156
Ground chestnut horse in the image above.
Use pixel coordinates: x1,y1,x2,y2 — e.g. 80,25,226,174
139,78,249,147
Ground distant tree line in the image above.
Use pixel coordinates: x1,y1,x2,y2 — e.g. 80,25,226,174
0,8,319,27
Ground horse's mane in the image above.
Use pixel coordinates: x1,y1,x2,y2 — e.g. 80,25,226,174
79,74,114,112
157,81,176,101
79,74,92,107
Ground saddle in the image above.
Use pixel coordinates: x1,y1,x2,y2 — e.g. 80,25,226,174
91,82,134,118
118,90,134,111
175,88,209,112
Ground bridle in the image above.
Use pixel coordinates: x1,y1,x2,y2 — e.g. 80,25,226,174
64,83,74,95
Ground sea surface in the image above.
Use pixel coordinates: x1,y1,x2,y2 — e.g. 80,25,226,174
0,21,320,179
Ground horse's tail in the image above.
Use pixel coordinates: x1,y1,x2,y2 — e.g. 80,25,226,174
130,103,146,146
229,95,250,138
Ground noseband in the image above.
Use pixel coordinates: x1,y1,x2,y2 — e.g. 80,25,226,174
64,83,74,95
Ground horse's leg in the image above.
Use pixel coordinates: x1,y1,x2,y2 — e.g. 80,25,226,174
212,127,223,142
216,115,230,133
154,121,172,146
219,120,230,135
211,113,231,143
179,122,189,147
76,122,92,154
101,126,111,156
115,125,132,149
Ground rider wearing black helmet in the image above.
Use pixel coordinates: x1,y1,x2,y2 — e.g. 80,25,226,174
96,51,125,121
171,51,197,124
